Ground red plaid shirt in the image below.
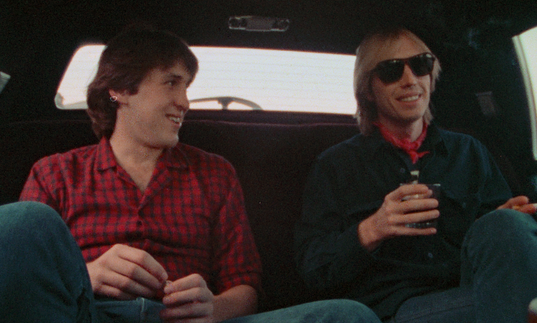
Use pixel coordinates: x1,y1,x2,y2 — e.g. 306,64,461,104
20,138,262,295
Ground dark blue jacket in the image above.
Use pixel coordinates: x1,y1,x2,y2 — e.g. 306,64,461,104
295,123,512,320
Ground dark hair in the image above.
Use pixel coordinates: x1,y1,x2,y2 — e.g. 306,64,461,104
86,25,199,139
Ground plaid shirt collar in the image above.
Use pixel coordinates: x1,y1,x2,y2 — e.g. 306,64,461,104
95,137,190,171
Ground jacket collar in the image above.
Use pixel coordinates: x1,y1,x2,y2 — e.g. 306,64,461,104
352,122,448,161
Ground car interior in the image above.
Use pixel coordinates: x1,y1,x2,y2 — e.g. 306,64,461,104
2,0,537,314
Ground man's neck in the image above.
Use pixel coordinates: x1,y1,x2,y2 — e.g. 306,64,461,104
109,133,163,192
377,118,424,142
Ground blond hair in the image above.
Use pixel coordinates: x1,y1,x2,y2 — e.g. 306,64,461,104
353,28,441,135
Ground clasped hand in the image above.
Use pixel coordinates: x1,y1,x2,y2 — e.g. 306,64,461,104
497,195,537,214
87,244,215,322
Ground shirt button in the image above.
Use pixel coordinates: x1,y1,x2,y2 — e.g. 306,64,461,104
428,252,434,259
400,168,406,174
137,220,143,226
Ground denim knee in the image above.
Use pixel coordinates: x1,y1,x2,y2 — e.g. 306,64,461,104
461,208,537,284
466,209,536,248
461,209,537,323
226,299,380,323
0,201,72,282
0,202,97,322
296,299,381,323
321,299,380,322
0,201,64,244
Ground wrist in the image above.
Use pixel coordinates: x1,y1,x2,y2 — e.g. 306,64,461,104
358,218,380,252
212,285,257,322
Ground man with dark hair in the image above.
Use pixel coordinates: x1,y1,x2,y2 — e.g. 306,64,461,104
86,26,199,140
295,27,537,322
5,26,380,323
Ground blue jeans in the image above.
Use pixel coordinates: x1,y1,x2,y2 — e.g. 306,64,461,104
95,298,380,323
0,202,380,323
387,209,537,323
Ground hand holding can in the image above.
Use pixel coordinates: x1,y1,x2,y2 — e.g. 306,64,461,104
400,183,441,229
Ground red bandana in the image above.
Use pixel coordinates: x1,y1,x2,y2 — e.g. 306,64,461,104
374,122,430,164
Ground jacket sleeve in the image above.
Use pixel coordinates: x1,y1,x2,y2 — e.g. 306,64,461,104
476,140,513,216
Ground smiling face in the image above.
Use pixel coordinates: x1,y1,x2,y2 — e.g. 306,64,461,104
110,61,192,151
368,34,432,132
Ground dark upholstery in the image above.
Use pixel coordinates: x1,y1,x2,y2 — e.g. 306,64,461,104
0,118,521,312
182,121,361,310
0,120,99,204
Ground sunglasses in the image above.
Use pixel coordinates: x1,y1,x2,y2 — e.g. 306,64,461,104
373,53,435,84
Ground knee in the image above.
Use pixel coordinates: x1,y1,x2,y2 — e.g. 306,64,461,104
0,201,65,244
307,299,380,322
475,209,534,235
0,202,80,277
466,209,536,247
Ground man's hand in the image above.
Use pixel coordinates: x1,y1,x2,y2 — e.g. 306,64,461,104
358,184,439,251
160,274,215,323
86,244,168,300
497,195,537,214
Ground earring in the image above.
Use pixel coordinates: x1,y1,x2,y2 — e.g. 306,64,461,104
110,96,118,102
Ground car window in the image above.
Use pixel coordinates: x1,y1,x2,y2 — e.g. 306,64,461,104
0,71,10,94
56,45,356,114
513,25,537,160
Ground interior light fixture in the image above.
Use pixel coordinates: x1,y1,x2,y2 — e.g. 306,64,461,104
228,16,290,32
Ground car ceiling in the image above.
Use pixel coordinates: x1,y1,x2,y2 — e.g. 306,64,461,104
4,0,537,54
1,0,537,123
